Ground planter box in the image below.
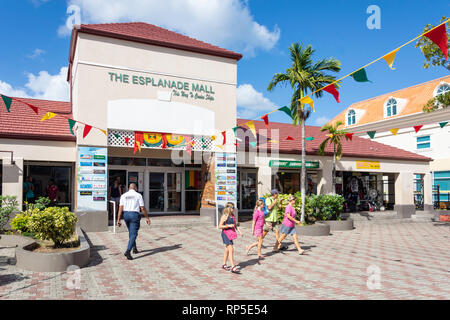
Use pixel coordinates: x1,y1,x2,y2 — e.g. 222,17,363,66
1,227,90,272
323,219,354,231
296,222,330,236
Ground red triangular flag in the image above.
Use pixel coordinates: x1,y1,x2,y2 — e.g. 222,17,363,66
234,142,239,147
261,114,269,128
83,124,92,138
162,133,168,149
222,131,227,145
286,136,295,141
323,84,340,103
345,133,354,141
24,102,39,114
424,23,448,60
124,137,130,146
413,125,423,133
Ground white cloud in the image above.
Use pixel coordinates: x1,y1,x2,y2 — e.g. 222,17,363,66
27,48,46,59
0,67,69,101
314,116,331,126
236,83,275,119
59,0,280,56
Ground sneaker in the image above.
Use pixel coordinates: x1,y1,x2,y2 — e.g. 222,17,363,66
124,251,133,260
132,248,139,254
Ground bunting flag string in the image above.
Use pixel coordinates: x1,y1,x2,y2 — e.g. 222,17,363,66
68,119,77,135
1,95,12,112
83,124,92,139
423,23,448,60
351,68,372,83
261,114,269,128
245,121,257,138
40,112,57,121
278,106,294,119
413,125,423,133
383,49,399,70
439,121,448,128
286,136,295,141
124,137,130,146
367,131,376,139
389,128,399,136
221,131,227,146
299,96,315,111
113,133,121,139
345,133,354,141
305,137,314,141
323,84,340,103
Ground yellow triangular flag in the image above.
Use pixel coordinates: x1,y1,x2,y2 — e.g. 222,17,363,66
211,135,216,141
216,144,224,149
100,129,107,136
326,134,334,138
40,112,57,121
268,139,279,144
245,120,256,138
299,96,315,112
389,128,399,135
383,49,399,70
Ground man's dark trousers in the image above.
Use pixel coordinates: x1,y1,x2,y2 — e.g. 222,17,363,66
123,211,141,252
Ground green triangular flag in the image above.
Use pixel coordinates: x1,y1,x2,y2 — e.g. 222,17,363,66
351,68,372,83
367,131,376,139
305,137,314,141
278,106,293,119
1,95,12,112
68,119,77,135
232,127,238,134
439,121,448,128
114,133,121,139
249,141,257,148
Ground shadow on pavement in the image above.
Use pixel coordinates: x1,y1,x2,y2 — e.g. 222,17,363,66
133,244,182,260
0,273,30,287
85,236,107,267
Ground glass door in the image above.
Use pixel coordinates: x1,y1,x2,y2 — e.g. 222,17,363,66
166,172,182,212
149,172,165,212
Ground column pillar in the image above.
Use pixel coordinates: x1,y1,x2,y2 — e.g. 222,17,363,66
2,157,23,229
394,171,415,218
317,160,333,195
257,165,272,197
423,172,433,213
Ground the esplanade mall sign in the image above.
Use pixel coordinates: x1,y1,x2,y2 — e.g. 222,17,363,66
108,71,216,101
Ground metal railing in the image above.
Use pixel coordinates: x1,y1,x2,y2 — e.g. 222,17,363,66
109,200,117,234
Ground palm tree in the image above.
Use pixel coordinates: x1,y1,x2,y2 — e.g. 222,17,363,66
318,121,349,194
268,43,341,223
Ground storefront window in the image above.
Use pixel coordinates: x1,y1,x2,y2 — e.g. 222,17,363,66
185,170,201,212
24,164,72,209
272,170,300,195
239,170,257,210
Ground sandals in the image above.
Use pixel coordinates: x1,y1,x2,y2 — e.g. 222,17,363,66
222,264,230,271
298,250,305,255
230,266,240,273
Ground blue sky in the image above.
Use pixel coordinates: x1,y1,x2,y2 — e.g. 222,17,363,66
0,0,448,127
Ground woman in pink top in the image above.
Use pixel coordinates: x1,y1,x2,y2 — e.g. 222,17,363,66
245,200,266,259
274,195,304,255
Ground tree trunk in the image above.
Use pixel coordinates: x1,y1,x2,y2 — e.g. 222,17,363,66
300,118,306,223
332,145,336,194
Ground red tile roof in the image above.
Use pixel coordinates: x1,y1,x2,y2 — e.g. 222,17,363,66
75,22,243,61
0,97,75,141
236,119,431,162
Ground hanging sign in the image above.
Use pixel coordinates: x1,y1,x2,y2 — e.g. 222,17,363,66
356,160,380,170
269,160,320,169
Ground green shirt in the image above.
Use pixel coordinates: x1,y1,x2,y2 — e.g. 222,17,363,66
265,197,280,222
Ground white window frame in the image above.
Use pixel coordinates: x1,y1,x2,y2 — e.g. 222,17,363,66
347,109,356,125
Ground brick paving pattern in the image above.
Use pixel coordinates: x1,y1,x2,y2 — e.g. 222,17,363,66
0,221,449,300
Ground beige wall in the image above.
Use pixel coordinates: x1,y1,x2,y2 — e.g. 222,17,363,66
0,139,76,162
72,33,238,148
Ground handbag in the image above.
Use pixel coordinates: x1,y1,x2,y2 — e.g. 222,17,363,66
223,216,237,241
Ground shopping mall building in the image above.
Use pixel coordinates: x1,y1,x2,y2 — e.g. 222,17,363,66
0,23,434,231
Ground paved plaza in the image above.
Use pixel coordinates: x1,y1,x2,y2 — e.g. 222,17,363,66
0,220,449,300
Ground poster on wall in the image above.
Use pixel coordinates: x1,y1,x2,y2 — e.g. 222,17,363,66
77,147,108,211
215,152,237,226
